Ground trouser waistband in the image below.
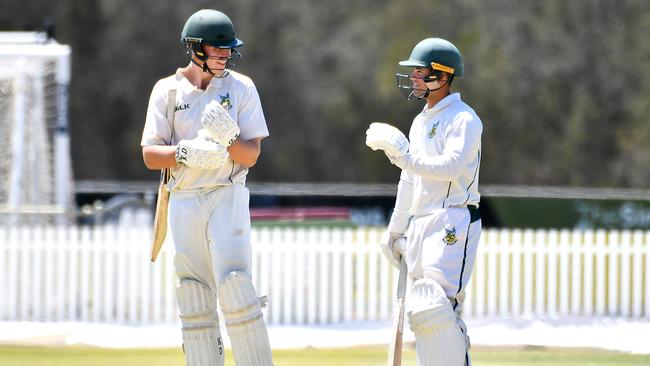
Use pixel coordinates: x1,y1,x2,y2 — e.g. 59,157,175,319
468,205,481,223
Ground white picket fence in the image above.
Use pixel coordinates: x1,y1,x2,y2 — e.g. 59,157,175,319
0,226,649,326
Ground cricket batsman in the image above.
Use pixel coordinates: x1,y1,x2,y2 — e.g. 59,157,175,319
366,37,483,366
141,9,273,366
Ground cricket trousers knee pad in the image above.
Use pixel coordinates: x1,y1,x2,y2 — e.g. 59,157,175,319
218,271,273,366
408,279,466,366
177,278,224,366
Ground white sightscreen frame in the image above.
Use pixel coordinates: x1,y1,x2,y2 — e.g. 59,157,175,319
0,32,72,220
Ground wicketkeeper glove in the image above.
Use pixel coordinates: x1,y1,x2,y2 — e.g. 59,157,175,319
175,130,230,169
201,100,240,147
365,122,409,169
380,231,407,269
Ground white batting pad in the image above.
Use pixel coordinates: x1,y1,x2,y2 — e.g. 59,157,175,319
407,279,466,366
176,279,224,366
218,271,273,366
201,100,240,147
365,122,410,158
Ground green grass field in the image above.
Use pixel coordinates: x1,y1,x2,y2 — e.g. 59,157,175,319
0,345,648,366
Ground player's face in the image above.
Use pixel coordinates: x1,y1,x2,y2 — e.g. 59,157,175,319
410,67,447,97
203,45,232,72
410,67,433,98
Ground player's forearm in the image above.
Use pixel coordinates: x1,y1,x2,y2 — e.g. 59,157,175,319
402,153,464,181
387,175,414,234
228,137,262,168
142,145,178,170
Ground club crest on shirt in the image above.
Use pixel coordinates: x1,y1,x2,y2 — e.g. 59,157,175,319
428,121,439,139
219,92,232,110
443,225,458,245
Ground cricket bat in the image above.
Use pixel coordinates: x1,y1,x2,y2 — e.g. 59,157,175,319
150,88,177,263
151,168,170,262
387,259,408,366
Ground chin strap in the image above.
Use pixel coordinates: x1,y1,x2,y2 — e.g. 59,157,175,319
188,57,229,78
408,83,445,101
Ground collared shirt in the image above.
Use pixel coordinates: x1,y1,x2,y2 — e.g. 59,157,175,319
404,92,482,216
141,69,269,191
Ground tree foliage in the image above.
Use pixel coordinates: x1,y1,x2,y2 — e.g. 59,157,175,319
2,0,649,187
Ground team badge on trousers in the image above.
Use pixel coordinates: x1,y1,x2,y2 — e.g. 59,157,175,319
443,225,458,245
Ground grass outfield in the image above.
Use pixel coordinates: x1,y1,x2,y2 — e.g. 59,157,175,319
0,345,648,366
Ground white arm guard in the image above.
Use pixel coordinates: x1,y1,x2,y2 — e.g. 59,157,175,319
201,100,240,147
176,130,230,169
387,172,414,234
365,122,409,160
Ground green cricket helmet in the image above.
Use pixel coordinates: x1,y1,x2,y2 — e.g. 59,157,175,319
399,38,463,76
396,38,463,100
181,9,243,73
181,9,243,49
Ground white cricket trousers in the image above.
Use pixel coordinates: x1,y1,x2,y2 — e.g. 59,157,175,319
406,205,482,365
168,183,253,290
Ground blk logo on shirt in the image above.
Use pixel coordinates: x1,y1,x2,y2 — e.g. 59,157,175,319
175,103,190,112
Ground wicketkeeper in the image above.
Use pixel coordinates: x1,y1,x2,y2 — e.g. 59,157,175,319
366,38,483,366
141,9,273,366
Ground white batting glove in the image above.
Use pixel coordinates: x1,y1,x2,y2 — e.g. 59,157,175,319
365,122,409,168
201,100,240,147
175,130,230,169
379,231,406,269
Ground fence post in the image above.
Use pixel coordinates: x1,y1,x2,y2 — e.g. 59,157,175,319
632,231,644,318
318,228,330,324
608,231,620,317
355,228,367,321
547,229,558,318
331,228,343,323
620,231,632,318
496,229,508,317
570,230,582,316
523,229,534,318
511,229,522,318
367,228,379,321
343,229,354,322
595,230,607,317
534,230,546,317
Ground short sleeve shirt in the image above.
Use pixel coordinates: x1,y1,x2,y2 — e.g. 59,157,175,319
141,69,269,191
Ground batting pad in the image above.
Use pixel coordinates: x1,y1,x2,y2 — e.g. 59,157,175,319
177,279,224,366
407,279,466,366
218,271,273,366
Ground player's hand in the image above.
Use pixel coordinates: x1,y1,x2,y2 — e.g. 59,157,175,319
175,130,230,169
201,100,240,147
365,122,409,167
380,231,406,269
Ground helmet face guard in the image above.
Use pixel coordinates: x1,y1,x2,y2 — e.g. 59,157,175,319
184,41,241,72
395,67,449,101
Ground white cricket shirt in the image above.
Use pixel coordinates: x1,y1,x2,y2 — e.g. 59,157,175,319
404,92,482,215
141,69,269,191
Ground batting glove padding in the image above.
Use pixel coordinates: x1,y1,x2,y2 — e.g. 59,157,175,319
176,130,230,169
365,122,410,162
380,231,407,269
201,100,240,147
